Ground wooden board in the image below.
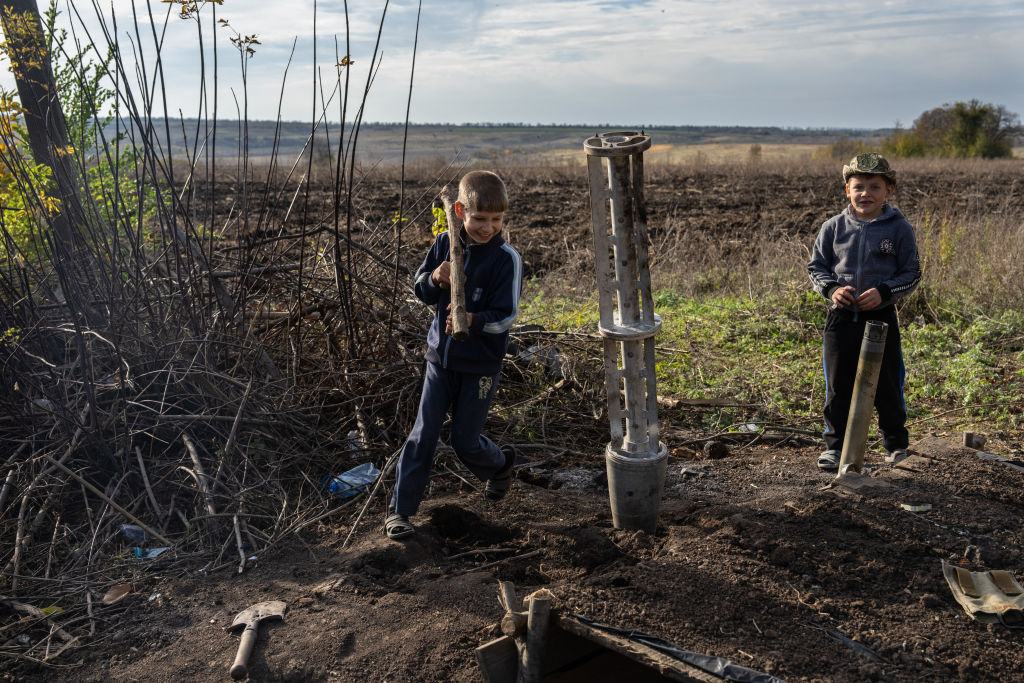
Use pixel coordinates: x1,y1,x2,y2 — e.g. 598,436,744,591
475,636,518,683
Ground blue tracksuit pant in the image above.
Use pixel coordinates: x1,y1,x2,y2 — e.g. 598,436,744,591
822,305,908,453
391,361,505,516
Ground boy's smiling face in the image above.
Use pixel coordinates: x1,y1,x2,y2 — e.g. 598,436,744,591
845,174,894,221
455,202,504,244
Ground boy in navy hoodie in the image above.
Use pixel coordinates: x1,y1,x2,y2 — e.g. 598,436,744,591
808,153,921,471
385,171,523,539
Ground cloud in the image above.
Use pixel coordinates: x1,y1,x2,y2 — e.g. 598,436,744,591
2,0,1022,127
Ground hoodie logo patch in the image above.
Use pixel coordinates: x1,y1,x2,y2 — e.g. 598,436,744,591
472,287,483,302
879,238,895,255
478,376,492,400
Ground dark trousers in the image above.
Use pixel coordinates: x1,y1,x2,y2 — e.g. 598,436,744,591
822,306,908,453
391,361,504,516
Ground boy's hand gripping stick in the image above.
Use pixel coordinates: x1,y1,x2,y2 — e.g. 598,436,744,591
439,185,469,341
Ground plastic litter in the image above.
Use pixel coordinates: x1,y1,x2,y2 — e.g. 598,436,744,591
117,524,150,544
323,462,381,499
738,423,760,433
345,429,364,452
133,546,169,560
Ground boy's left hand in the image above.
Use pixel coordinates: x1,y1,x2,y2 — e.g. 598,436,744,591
855,288,882,311
445,304,472,336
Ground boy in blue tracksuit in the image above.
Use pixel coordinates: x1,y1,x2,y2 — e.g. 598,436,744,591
386,171,523,539
808,153,921,471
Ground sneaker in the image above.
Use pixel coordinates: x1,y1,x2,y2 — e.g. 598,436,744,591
817,449,840,471
884,449,907,464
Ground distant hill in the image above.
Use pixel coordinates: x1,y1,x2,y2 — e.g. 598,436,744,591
115,120,889,164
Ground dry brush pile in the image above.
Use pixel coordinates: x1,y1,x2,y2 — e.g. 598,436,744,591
0,142,616,667
0,2,599,666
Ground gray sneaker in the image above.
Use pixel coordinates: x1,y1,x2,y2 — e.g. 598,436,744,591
885,449,907,464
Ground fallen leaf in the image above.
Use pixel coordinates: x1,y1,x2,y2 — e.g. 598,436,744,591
103,584,132,605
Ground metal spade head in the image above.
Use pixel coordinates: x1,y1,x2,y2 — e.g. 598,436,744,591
228,600,286,632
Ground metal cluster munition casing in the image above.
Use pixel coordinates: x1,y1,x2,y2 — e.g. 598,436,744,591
584,132,667,532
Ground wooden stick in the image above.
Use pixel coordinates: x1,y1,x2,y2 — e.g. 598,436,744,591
223,379,253,461
455,549,541,576
182,433,218,522
44,635,80,662
439,185,468,341
39,453,172,547
499,582,528,638
9,494,30,592
240,516,261,553
498,581,518,611
0,595,75,642
502,611,528,638
233,514,247,574
519,593,551,683
135,446,163,520
439,462,481,492
86,590,95,637
44,513,60,580
0,445,24,514
448,547,515,561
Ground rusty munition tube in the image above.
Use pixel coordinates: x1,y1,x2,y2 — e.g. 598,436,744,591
838,320,889,474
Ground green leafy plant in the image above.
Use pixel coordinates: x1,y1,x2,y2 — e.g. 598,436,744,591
0,92,61,260
0,2,156,260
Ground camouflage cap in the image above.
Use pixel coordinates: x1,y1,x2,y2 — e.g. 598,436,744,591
843,153,896,185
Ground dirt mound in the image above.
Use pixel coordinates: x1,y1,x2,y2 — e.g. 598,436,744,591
15,437,1017,682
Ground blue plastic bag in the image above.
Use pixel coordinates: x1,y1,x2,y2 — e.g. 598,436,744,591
323,462,380,499
118,524,150,544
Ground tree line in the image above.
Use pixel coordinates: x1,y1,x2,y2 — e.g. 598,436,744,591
822,100,1022,160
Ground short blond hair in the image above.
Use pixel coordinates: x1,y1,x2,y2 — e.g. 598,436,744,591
458,170,508,213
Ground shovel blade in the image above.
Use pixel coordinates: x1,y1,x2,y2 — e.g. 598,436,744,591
230,600,286,631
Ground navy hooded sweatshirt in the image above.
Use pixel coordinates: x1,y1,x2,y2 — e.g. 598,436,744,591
414,228,523,376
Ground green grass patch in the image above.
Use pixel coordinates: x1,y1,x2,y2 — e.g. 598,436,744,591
652,289,824,424
521,285,1024,434
904,309,1024,427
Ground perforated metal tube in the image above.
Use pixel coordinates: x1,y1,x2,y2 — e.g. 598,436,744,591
585,132,666,531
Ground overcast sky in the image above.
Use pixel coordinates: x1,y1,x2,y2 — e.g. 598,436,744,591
6,1,1024,129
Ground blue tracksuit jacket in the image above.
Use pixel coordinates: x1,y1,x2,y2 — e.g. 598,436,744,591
414,229,523,375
